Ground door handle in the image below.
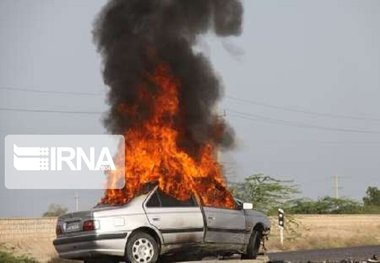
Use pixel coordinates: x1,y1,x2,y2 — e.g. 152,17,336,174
152,217,160,221
207,216,215,220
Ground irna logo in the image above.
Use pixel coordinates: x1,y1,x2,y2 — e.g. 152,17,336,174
13,145,116,171
5,135,125,190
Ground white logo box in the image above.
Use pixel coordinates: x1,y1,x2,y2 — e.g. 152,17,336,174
5,135,125,190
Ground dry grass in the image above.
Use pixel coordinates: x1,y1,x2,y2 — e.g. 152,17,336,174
266,215,380,251
0,239,58,263
1,215,380,262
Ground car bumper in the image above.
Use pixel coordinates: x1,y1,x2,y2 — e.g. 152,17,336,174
53,232,129,259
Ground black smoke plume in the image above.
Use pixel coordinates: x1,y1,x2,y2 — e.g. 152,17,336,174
94,0,243,158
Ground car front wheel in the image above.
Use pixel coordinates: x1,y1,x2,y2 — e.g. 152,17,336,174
242,229,262,259
126,232,159,263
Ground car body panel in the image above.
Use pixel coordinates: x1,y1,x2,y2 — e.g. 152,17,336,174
53,187,271,260
203,207,246,245
144,206,204,244
142,188,205,245
54,235,127,258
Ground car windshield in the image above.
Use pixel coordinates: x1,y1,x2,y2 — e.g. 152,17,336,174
234,198,244,209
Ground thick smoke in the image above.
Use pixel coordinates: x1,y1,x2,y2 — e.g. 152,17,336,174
94,0,242,158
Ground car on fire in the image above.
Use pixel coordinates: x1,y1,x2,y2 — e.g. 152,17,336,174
53,186,271,263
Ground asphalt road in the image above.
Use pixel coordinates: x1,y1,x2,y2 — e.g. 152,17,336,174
174,245,380,263
268,245,380,262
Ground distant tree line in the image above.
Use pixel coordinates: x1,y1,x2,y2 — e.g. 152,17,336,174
42,174,379,216
42,204,68,217
230,174,380,215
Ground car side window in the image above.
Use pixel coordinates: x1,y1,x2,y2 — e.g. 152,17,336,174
159,191,196,207
146,191,161,207
146,190,198,207
156,189,197,207
146,189,198,208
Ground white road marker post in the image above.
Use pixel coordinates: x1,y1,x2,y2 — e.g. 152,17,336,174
278,208,285,248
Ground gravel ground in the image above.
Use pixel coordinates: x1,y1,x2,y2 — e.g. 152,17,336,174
268,245,380,263
166,246,380,263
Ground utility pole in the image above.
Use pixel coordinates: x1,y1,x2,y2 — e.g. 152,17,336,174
333,175,340,199
75,192,79,212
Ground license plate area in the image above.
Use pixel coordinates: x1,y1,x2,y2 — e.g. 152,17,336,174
65,221,81,232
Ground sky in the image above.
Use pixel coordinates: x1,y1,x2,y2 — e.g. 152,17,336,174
1,0,379,217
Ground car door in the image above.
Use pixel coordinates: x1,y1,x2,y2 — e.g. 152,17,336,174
203,205,247,245
143,188,205,244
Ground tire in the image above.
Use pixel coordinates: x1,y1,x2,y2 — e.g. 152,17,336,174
126,231,159,263
242,229,262,259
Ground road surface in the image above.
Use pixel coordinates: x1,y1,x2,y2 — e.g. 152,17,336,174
175,245,380,262
268,245,380,262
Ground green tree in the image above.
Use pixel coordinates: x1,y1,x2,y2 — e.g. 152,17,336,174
42,204,68,217
288,197,363,214
230,174,302,243
230,174,299,214
363,186,380,207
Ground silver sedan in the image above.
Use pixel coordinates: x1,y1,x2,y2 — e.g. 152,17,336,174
53,186,271,263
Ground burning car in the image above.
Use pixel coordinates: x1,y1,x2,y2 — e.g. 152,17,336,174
53,1,269,262
53,186,270,263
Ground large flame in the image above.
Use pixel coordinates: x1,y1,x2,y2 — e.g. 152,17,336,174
101,63,235,209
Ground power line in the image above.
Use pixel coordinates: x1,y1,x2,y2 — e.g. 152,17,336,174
0,106,103,115
4,87,380,123
2,104,380,135
0,86,104,96
227,109,380,135
226,95,380,122
3,87,380,122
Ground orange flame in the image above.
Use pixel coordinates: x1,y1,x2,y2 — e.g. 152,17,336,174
101,63,235,209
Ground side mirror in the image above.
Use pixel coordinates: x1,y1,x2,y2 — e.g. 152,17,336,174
243,202,253,210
